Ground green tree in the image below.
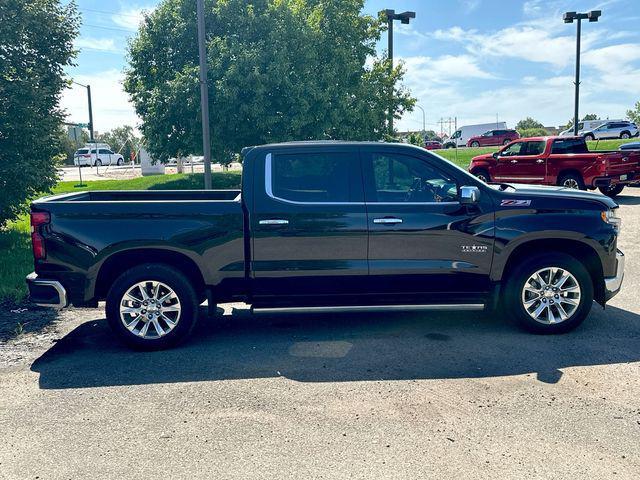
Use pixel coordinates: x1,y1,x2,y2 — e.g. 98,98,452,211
0,0,79,224
515,117,544,131
97,125,142,163
424,130,442,142
406,132,423,146
124,0,415,163
627,101,640,124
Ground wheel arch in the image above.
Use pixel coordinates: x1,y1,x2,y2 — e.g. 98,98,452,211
557,169,584,184
94,248,206,300
497,238,605,304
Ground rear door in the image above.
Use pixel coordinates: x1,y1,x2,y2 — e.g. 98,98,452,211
250,146,369,302
362,147,495,300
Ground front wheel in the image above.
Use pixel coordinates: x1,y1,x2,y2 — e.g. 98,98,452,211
503,253,593,334
117,158,123,166
106,263,199,350
503,139,511,146
473,169,490,183
598,184,625,198
584,134,595,141
470,141,480,148
96,159,102,167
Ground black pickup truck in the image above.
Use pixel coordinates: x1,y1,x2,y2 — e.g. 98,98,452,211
27,141,625,349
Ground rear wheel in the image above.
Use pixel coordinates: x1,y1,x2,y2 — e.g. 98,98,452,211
558,172,585,190
96,159,102,167
584,134,595,141
620,132,631,139
106,263,199,350
470,141,480,148
504,253,593,334
598,184,625,198
503,139,511,145
117,157,123,166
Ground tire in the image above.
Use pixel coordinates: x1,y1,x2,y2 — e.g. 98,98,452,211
620,131,630,139
503,139,511,146
117,158,123,166
473,169,490,183
503,253,593,334
106,263,199,350
598,184,625,198
96,159,102,167
584,134,595,141
558,172,585,190
470,141,480,148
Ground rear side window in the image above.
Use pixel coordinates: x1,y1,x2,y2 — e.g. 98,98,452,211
270,152,357,203
551,138,589,154
75,149,89,154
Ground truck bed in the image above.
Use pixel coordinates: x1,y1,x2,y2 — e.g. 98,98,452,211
35,189,241,203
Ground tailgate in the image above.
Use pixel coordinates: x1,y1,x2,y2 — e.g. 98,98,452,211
601,151,639,177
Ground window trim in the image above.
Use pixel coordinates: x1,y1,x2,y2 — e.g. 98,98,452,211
264,153,460,206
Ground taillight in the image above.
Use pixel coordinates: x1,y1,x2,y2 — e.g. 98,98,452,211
30,211,50,261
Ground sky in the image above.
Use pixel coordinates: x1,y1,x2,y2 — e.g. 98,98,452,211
61,0,640,136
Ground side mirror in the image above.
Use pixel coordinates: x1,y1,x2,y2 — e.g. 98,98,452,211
492,152,499,159
460,186,481,204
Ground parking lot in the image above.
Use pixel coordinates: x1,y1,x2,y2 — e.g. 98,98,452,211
1,191,639,479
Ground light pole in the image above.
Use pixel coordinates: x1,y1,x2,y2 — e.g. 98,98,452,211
72,81,98,173
563,10,601,136
196,0,213,189
383,9,415,136
415,105,426,133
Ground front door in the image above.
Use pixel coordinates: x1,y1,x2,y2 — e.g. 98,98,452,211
362,148,495,302
250,147,368,304
491,140,547,184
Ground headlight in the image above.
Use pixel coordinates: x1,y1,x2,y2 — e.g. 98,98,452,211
602,209,621,232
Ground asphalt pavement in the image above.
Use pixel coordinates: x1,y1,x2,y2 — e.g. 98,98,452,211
1,189,639,479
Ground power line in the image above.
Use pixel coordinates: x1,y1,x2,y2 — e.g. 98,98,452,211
80,7,143,19
83,23,136,33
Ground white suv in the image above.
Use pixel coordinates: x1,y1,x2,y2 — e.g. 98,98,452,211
582,121,638,141
74,147,125,166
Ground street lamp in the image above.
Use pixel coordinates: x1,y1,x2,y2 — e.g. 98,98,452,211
71,81,94,142
415,104,426,133
563,10,601,136
383,9,416,135
196,0,213,189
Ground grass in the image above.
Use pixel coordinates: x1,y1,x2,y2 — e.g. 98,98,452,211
0,172,242,304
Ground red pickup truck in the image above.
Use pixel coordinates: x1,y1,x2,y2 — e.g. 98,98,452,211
468,136,640,197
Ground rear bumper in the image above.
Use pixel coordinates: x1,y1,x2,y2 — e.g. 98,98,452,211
26,272,68,309
604,250,625,301
592,173,639,188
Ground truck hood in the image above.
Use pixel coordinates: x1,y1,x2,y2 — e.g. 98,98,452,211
492,183,618,209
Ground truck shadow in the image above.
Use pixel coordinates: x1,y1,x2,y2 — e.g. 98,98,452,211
30,304,640,390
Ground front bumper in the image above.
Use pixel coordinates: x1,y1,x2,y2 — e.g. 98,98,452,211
604,250,625,301
26,272,68,309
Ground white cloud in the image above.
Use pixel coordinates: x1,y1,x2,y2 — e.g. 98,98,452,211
461,0,481,13
111,6,155,30
403,55,495,84
61,70,139,133
74,37,121,53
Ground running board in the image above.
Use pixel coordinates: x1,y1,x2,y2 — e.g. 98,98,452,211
252,304,485,314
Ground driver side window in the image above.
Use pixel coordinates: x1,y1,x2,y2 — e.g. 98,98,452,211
500,142,524,156
367,153,458,203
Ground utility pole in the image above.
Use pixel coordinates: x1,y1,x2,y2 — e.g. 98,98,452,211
563,10,601,135
383,9,415,137
197,0,213,189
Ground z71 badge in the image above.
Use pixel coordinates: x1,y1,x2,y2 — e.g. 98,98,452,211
500,199,531,207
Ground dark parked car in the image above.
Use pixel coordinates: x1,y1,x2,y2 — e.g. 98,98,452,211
28,141,624,349
467,129,520,148
619,141,640,151
423,140,442,150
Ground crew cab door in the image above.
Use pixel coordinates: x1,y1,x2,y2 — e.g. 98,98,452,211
362,148,495,300
492,140,547,184
250,147,368,301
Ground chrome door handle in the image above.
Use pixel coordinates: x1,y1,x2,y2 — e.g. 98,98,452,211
536,159,544,164
373,217,403,224
510,160,518,163
259,219,289,225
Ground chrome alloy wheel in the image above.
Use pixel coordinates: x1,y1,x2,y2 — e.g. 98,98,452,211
521,267,581,324
563,178,579,189
119,281,181,339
